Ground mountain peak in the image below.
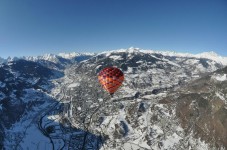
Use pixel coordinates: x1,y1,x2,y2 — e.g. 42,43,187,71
196,51,218,57
127,47,140,53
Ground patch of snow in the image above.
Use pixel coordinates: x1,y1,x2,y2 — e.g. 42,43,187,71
163,133,182,149
123,143,141,150
68,83,80,88
176,125,184,132
58,52,94,59
8,62,14,65
142,93,167,100
188,136,210,150
136,60,143,63
216,92,225,101
98,98,103,102
151,125,164,136
212,74,227,81
47,115,61,122
109,55,123,60
132,138,151,149
126,67,133,73
192,75,200,78
165,59,181,67
95,65,102,70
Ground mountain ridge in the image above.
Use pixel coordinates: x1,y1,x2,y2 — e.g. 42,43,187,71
1,48,227,66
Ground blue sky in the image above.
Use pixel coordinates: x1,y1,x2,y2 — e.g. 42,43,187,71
0,0,227,58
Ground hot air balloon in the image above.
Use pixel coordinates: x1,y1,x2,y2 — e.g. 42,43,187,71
98,67,124,96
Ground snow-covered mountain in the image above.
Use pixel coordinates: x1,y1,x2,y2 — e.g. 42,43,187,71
0,48,227,149
23,52,94,70
24,52,94,63
102,47,227,66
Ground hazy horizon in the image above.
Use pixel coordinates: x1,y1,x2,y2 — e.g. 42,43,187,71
1,47,226,59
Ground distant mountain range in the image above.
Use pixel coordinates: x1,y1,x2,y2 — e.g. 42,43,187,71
0,48,226,149
1,48,227,65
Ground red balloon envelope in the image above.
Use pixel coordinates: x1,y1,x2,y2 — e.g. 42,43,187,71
98,67,124,95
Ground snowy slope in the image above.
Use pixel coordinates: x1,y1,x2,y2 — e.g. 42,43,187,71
0,59,64,149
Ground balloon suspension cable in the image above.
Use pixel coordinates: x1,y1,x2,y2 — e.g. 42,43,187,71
110,93,114,98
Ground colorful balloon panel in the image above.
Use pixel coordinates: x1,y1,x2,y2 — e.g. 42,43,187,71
98,67,124,95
